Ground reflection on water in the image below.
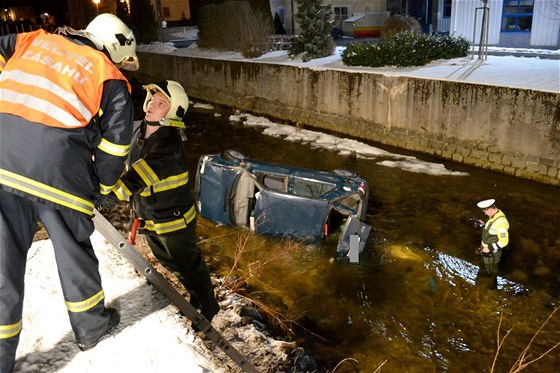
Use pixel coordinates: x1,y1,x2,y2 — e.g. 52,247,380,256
424,247,529,295
183,104,560,372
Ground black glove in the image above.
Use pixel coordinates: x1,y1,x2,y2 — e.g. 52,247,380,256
96,193,120,211
469,217,484,228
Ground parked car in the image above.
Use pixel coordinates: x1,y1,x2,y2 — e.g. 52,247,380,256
194,150,371,262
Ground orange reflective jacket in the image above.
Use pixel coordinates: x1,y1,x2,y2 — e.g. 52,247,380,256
0,30,131,128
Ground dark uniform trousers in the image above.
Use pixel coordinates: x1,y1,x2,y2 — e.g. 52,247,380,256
0,190,111,373
142,218,216,315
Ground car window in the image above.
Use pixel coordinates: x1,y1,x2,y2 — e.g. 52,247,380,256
332,193,362,213
293,178,336,198
260,174,287,192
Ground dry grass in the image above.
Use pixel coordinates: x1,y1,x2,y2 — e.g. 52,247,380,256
329,357,386,373
382,15,422,38
219,229,327,340
198,1,273,58
491,307,560,372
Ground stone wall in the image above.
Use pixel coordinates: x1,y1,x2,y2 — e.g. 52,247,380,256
128,52,560,186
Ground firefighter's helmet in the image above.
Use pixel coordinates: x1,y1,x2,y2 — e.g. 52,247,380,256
143,80,189,127
85,13,139,71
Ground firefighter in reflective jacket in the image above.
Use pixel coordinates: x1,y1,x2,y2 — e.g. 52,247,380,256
110,80,220,322
0,14,138,372
474,198,510,276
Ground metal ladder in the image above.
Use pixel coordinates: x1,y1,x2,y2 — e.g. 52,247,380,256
92,209,260,373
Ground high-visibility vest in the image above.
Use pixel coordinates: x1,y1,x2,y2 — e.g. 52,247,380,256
0,30,132,216
0,29,131,128
482,210,510,249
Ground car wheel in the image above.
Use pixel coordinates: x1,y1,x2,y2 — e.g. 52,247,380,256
223,149,247,161
333,169,357,178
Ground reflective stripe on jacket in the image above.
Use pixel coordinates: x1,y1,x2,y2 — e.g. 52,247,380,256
0,29,131,128
0,31,133,216
115,123,196,235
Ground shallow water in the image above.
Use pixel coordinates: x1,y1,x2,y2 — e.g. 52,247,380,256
176,103,559,372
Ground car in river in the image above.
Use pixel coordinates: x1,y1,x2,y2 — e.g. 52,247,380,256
194,150,372,262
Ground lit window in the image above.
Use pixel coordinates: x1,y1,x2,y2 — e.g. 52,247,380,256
162,7,170,18
501,0,533,32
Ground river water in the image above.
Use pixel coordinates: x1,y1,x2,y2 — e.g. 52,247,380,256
138,98,560,372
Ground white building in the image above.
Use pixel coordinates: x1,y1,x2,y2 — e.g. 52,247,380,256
270,0,560,48
446,0,560,48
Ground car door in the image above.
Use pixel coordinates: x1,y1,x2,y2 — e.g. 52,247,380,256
252,189,329,240
336,216,372,263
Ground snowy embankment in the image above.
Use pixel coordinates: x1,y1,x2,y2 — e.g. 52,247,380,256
15,231,295,372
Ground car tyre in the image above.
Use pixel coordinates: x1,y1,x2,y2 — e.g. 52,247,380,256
223,149,247,161
333,169,357,178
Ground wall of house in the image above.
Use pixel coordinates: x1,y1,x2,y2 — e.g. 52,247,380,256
450,0,560,48
127,52,560,186
157,0,191,21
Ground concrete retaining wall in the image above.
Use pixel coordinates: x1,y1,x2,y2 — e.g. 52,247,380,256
128,52,560,186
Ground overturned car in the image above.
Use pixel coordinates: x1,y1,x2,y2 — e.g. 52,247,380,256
194,150,372,262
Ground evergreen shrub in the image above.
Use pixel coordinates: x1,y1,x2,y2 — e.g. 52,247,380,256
341,31,470,68
288,0,334,61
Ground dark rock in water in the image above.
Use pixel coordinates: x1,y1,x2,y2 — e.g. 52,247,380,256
240,306,264,322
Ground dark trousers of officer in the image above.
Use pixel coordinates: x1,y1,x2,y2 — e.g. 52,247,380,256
0,190,111,373
482,248,502,276
142,218,219,320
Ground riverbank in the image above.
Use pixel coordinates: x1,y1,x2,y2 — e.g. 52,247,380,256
18,206,301,372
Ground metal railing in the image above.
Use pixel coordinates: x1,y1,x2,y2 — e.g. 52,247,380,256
1,23,50,36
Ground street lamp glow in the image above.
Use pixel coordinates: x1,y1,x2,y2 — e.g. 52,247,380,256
93,0,100,15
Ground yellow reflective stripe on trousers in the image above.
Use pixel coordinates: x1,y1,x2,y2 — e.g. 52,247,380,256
97,138,130,157
142,205,196,235
132,159,159,187
0,169,94,215
0,320,22,339
65,290,105,313
139,171,189,197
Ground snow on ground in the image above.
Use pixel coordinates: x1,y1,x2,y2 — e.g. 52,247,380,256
15,232,220,373
138,39,559,93
15,231,294,373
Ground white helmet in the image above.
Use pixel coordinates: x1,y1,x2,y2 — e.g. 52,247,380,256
143,80,189,127
85,13,139,71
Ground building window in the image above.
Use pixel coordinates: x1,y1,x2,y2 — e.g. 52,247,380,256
501,0,533,32
443,0,452,18
278,7,284,24
162,7,170,18
333,6,349,29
